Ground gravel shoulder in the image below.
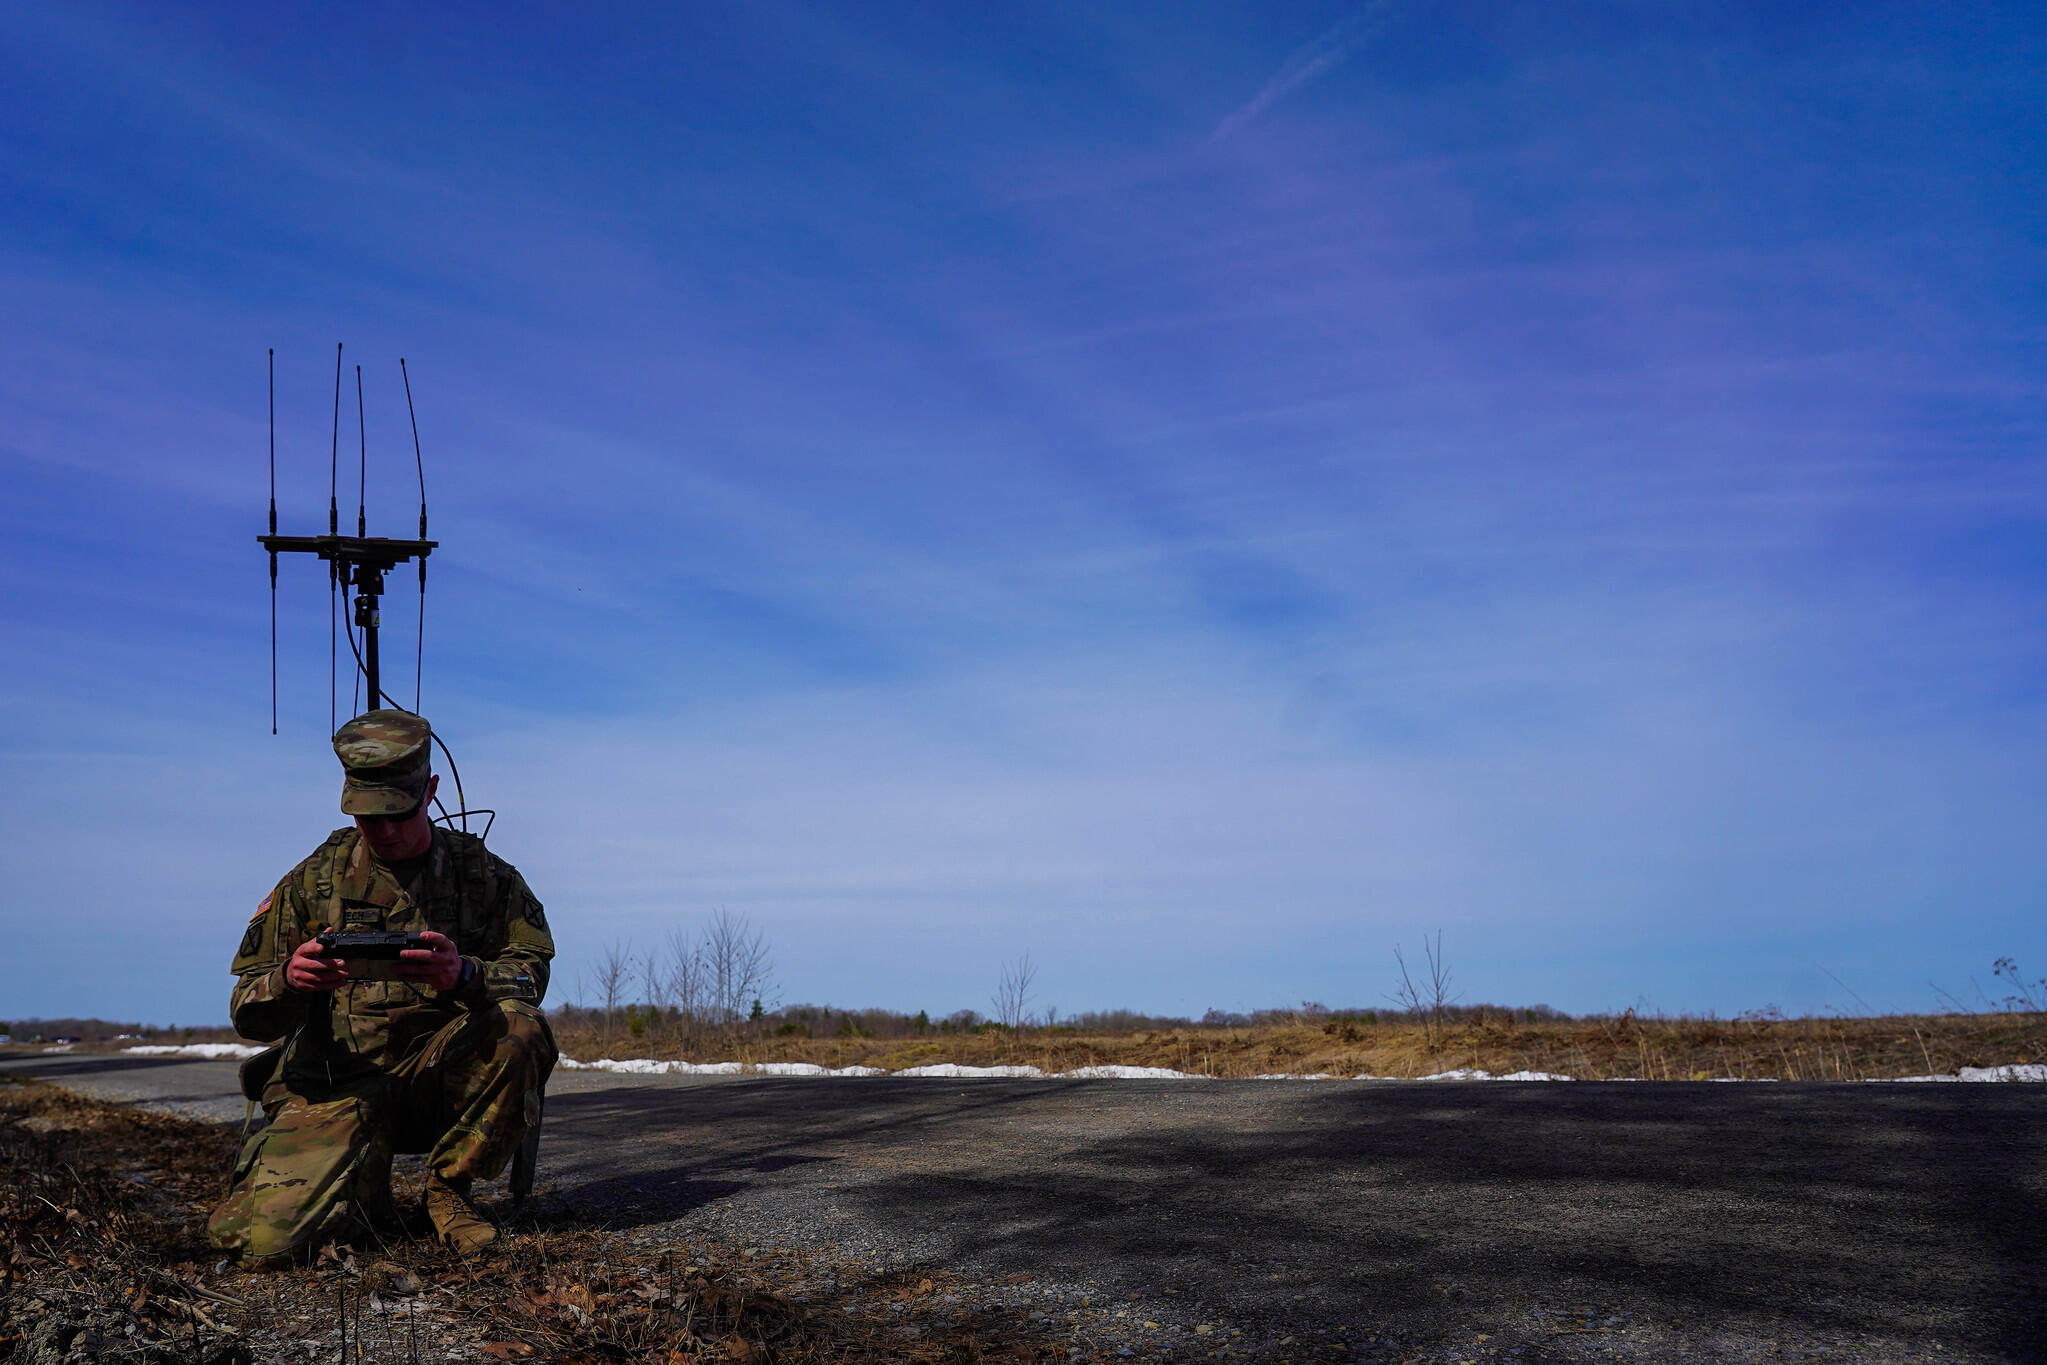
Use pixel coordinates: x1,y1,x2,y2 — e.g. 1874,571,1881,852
4,1051,2041,1363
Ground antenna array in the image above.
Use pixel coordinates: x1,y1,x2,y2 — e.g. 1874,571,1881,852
262,346,486,835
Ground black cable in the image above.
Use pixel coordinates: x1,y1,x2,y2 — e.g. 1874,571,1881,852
346,592,361,717
329,563,336,735
340,617,487,838
270,564,278,736
443,806,497,841
426,733,476,836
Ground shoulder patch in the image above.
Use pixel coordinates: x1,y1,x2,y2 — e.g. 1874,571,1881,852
237,920,264,959
249,894,273,924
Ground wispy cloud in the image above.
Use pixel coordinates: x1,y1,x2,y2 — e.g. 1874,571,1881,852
1214,3,1393,139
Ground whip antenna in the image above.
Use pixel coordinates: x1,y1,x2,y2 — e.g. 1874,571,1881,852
401,358,427,713
329,343,342,537
329,343,342,730
353,364,368,715
268,349,278,735
355,364,367,539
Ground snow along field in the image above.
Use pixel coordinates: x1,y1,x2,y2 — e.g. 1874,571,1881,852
117,1044,2047,1082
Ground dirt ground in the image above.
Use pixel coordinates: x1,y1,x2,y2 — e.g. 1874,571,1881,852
0,1073,1077,1365
5,1057,2043,1364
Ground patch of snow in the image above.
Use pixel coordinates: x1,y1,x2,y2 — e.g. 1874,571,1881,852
40,1044,74,1054
123,1043,268,1060
558,1058,674,1074
1058,1065,1206,1080
555,1057,751,1075
533,1059,1910,1085
1888,1064,2047,1083
894,1064,1045,1078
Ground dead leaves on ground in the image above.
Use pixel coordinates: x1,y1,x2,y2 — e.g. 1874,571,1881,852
1,1076,1085,1365
482,1248,801,1362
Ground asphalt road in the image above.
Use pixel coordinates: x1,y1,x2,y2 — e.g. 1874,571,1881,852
5,1051,2042,1363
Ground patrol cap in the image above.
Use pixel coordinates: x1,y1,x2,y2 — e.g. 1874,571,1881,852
333,710,433,816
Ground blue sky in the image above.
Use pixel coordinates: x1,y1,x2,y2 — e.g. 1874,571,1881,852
3,2,2043,1029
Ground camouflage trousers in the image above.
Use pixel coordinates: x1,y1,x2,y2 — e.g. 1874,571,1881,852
207,1000,555,1262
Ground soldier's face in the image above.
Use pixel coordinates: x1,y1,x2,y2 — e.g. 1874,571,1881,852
354,774,440,862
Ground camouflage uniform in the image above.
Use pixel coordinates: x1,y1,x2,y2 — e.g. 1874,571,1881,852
207,712,556,1263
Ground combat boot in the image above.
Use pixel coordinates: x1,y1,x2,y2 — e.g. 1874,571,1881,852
423,1175,497,1254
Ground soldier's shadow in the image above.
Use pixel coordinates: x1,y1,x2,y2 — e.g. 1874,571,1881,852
386,1153,744,1233
519,1173,749,1227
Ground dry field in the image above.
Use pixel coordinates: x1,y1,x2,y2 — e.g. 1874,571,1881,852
550,1010,2047,1081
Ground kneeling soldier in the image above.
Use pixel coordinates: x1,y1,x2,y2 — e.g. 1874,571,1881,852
209,710,557,1267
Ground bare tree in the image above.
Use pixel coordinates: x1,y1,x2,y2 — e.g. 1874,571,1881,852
703,908,776,1037
993,952,1037,1031
639,945,666,1040
1388,930,1457,1053
1423,931,1455,1034
590,940,634,1042
665,926,709,1048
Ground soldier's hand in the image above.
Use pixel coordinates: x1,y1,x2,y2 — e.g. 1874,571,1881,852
397,930,465,992
284,938,350,993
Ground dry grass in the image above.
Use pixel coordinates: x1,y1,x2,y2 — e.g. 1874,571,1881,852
0,1074,1085,1364
551,1010,2047,1081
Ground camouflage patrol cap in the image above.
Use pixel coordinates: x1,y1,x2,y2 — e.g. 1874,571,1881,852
332,710,432,816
